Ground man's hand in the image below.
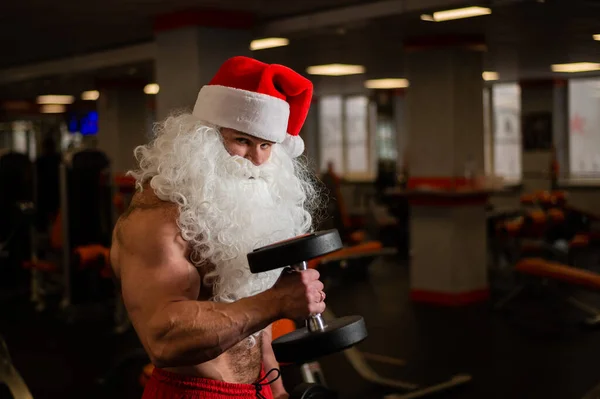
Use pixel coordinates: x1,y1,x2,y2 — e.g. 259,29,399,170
270,268,326,320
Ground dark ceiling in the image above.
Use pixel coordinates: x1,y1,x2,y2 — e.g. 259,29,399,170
0,0,371,69
2,0,600,101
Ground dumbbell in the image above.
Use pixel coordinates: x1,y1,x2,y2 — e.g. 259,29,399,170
290,383,338,399
247,230,368,364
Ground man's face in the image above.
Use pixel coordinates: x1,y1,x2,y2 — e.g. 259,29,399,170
221,128,275,166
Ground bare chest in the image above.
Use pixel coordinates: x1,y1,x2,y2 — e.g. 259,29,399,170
195,267,264,384
221,335,263,383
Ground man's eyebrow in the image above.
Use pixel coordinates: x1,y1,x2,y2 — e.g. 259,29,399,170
233,133,275,144
232,132,252,139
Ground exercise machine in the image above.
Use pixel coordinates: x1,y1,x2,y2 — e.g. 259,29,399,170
24,148,127,332
0,151,34,290
0,336,33,399
249,230,471,398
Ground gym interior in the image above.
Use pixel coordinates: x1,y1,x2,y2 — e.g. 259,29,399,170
2,0,600,398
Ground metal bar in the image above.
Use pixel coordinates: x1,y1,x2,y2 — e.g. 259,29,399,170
307,314,326,332
59,162,71,309
494,285,525,310
293,261,308,272
566,296,600,316
0,337,34,399
293,261,328,332
300,363,317,384
322,308,418,391
322,307,472,395
361,352,406,367
383,374,472,399
342,346,419,391
0,367,34,399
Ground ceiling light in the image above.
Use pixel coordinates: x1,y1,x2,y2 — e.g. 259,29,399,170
250,37,289,51
81,90,100,101
551,62,600,73
306,64,365,76
420,6,492,22
36,95,75,105
364,78,409,89
40,104,66,114
482,71,499,81
144,83,160,95
593,34,600,41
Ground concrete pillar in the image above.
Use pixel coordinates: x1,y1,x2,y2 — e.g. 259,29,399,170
97,82,150,175
153,10,254,120
404,36,489,306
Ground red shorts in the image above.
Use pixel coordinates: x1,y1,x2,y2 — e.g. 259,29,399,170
142,367,275,399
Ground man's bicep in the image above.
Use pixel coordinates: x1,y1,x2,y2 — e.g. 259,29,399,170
119,224,201,324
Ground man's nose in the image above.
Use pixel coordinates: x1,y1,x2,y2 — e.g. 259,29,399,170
246,147,267,166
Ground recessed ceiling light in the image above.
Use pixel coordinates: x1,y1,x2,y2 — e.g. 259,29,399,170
81,90,100,101
551,62,600,73
250,37,289,51
364,78,409,89
420,6,492,22
40,104,66,114
144,83,160,95
306,64,366,76
482,71,499,81
36,95,75,105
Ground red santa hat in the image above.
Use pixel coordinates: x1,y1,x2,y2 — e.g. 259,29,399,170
192,56,313,158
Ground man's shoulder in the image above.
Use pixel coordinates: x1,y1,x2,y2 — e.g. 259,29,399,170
123,183,178,219
116,184,180,245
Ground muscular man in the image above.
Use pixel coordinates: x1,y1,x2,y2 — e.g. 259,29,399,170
110,56,325,399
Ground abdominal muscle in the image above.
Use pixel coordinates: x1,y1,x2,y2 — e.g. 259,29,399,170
163,282,264,384
163,337,263,384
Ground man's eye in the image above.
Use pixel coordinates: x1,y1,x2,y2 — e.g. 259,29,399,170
236,138,249,145
261,143,272,149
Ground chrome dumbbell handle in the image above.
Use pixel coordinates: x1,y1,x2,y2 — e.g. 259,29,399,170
291,261,327,332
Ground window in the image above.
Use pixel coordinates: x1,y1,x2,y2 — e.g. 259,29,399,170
60,122,82,152
12,121,36,160
568,78,600,179
491,83,521,181
344,96,369,174
318,95,370,177
318,96,343,173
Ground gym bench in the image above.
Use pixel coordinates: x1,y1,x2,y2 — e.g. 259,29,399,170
496,257,600,326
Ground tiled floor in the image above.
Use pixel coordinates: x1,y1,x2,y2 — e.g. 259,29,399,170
2,256,600,399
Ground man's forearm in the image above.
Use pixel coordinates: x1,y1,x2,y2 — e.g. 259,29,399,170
146,290,280,367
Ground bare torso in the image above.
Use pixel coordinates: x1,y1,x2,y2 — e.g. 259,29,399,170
111,185,263,384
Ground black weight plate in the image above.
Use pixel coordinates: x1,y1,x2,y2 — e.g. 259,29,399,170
290,383,338,399
273,315,367,364
247,230,342,274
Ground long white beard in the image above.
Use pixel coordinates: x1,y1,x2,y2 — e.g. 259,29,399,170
130,114,318,304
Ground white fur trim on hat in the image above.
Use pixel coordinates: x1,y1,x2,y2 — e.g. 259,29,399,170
281,134,304,158
192,85,289,144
